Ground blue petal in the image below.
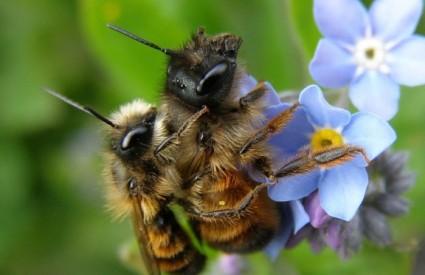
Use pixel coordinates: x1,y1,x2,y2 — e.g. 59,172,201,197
349,71,400,120
370,0,423,44
264,82,281,105
266,104,313,156
299,85,351,129
264,203,293,260
239,74,258,96
347,153,370,168
343,112,396,160
388,35,425,86
246,163,270,184
290,200,310,233
309,39,357,88
314,0,369,44
268,170,320,201
264,102,292,119
319,164,369,221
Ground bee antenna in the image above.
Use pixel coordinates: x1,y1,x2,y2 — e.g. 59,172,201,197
43,88,117,128
106,23,176,56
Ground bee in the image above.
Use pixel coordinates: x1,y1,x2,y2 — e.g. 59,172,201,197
44,89,208,274
106,24,367,255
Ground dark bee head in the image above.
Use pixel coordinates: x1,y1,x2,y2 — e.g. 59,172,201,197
106,24,243,110
109,100,157,162
165,28,243,109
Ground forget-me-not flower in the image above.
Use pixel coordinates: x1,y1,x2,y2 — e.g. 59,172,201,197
309,0,425,120
263,201,310,259
267,85,396,221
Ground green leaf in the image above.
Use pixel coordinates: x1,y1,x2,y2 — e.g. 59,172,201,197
289,0,321,59
79,0,190,104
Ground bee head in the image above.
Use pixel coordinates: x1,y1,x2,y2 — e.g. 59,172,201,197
165,28,243,109
109,100,157,162
106,24,243,110
43,88,157,162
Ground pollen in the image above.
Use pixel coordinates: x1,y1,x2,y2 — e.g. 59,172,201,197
311,128,344,151
218,200,226,206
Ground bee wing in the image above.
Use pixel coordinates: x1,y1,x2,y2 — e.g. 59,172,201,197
131,197,161,275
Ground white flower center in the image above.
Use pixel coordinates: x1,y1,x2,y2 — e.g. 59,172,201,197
354,38,387,72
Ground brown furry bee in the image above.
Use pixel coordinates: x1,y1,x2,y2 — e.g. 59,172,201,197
44,89,208,274
107,24,366,256
46,25,369,275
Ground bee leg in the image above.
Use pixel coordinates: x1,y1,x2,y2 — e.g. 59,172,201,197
239,81,268,110
274,145,370,178
154,106,209,163
180,179,275,219
183,145,369,219
181,166,212,190
239,101,299,155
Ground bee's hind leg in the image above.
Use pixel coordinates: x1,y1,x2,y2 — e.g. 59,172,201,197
182,145,369,219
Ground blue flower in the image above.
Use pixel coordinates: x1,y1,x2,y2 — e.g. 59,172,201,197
216,254,246,275
309,0,425,120
267,85,396,221
263,201,310,259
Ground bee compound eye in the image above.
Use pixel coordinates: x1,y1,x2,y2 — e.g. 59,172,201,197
157,216,165,226
121,127,148,150
127,177,138,194
196,62,229,95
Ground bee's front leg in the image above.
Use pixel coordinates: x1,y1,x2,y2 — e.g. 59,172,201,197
239,101,299,156
239,81,268,110
154,106,209,164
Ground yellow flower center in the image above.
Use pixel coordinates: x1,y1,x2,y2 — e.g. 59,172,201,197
311,128,344,151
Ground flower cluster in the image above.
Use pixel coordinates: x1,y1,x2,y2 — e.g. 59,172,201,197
259,83,397,258
286,150,415,259
256,0,422,262
310,0,425,120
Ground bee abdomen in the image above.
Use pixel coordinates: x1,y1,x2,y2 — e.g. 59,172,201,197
150,209,205,274
200,218,276,253
198,186,280,253
157,249,205,275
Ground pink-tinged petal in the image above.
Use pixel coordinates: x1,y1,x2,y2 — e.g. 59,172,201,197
314,0,369,44
299,85,351,128
309,234,325,253
218,254,245,275
349,71,400,120
285,226,313,249
388,35,425,86
309,39,357,88
343,112,396,160
370,0,423,44
290,200,310,233
319,164,368,221
304,191,332,228
268,170,320,201
324,219,344,250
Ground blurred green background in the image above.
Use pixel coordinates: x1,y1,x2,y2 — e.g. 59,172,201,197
1,0,424,274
